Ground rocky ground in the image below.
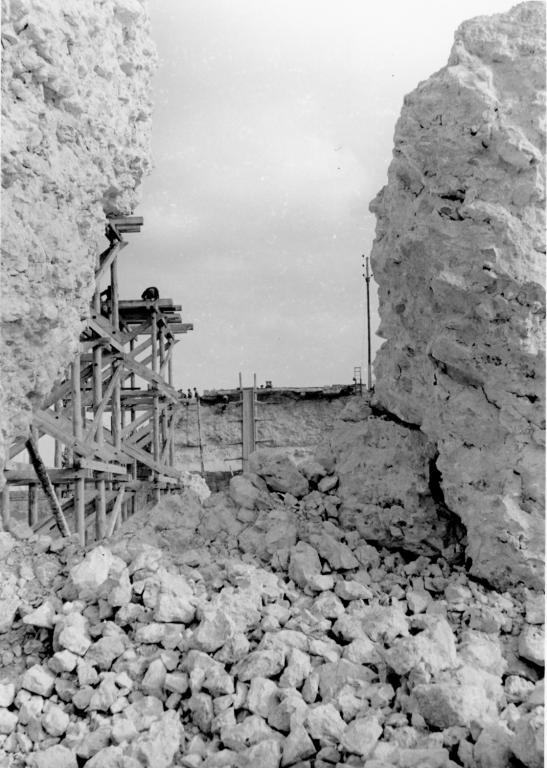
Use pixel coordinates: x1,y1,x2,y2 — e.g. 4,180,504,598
0,452,543,768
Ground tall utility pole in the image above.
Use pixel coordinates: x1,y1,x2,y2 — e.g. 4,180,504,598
362,255,372,391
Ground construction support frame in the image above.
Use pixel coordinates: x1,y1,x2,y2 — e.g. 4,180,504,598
3,217,193,545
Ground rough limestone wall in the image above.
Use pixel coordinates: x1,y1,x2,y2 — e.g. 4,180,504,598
369,2,545,589
175,397,351,472
0,0,155,469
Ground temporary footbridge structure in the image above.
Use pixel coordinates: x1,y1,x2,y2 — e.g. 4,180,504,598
3,217,193,545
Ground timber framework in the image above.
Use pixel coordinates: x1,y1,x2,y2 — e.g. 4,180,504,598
3,217,193,545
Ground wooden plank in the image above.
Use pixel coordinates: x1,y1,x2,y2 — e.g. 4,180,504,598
1,485,10,527
4,468,90,485
84,364,123,441
106,487,126,537
25,435,71,537
119,355,180,403
122,441,180,479
165,323,193,334
95,240,127,283
34,410,130,465
119,299,180,310
87,316,125,353
76,458,128,475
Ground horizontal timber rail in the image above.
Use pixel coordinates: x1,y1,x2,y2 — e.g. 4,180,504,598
3,216,194,545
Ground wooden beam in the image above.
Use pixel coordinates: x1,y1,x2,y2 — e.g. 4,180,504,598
84,364,123,441
25,435,71,538
72,354,86,545
75,458,128,475
106,487,125,537
95,240,127,283
34,410,129,464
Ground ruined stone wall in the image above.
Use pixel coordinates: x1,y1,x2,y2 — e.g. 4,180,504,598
0,0,156,469
369,2,545,589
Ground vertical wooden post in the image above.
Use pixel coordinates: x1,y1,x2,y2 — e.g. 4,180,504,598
111,358,122,532
196,396,205,475
159,326,167,456
151,311,161,503
129,338,137,518
72,353,85,545
1,485,10,529
167,356,173,388
93,287,106,539
28,426,39,527
54,400,62,467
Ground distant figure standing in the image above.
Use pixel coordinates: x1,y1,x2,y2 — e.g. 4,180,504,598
193,387,199,401
141,286,160,302
187,388,192,399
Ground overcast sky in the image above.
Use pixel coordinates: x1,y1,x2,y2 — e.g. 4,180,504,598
119,0,514,393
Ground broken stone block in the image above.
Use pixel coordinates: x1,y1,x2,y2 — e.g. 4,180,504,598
70,546,113,598
268,690,308,733
279,648,312,689
88,675,118,712
233,648,285,681
86,636,125,671
165,672,188,695
111,714,139,744
335,580,372,601
238,738,282,768
298,461,327,484
525,592,545,625
288,542,323,591
281,724,316,766
342,636,381,665
221,714,276,751
34,744,77,768
305,702,346,744
124,696,164,731
54,612,91,656
135,710,184,768
473,722,513,768
0,597,20,633
21,665,55,697
412,681,497,729
153,571,196,624
0,709,17,734
229,475,261,509
510,706,544,768
246,677,280,718
23,600,56,629
458,630,507,677
341,715,382,758
317,475,338,494
48,650,78,675
518,623,545,667
249,451,309,498
0,683,15,708
41,700,70,736
317,659,376,700
142,658,166,698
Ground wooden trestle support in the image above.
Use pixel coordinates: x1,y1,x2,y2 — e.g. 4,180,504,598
3,217,193,545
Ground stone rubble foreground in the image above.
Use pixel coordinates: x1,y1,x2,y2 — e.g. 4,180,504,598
0,452,543,768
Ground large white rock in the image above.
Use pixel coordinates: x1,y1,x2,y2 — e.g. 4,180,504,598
249,451,309,498
369,2,545,589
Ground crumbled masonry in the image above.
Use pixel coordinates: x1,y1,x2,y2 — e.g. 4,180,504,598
0,451,543,767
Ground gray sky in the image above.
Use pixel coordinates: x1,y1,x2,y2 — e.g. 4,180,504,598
119,0,514,392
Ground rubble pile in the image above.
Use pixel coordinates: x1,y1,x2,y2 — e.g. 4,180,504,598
0,451,543,768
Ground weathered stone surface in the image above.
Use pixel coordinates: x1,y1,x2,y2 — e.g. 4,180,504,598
322,415,455,558
249,451,309,497
511,706,545,768
518,623,545,666
229,475,261,509
341,715,382,758
281,724,316,766
412,681,497,728
33,745,78,768
368,1,545,589
21,664,55,697
0,0,155,469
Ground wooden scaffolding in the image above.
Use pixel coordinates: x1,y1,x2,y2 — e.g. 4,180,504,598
2,217,193,545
